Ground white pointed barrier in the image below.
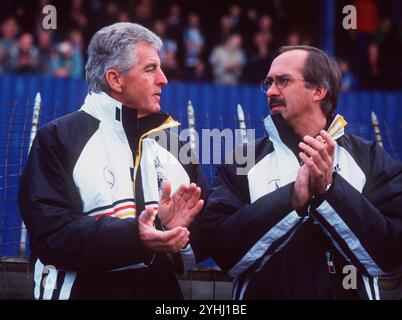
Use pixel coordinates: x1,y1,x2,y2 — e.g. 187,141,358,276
20,92,42,256
236,104,248,144
187,100,197,151
371,111,383,147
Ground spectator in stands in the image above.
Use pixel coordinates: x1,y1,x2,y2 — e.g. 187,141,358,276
8,33,39,73
12,0,36,33
117,10,131,23
68,29,84,56
153,19,181,80
183,13,204,78
209,33,246,85
36,29,55,74
213,15,234,47
134,0,154,29
373,17,392,46
352,0,380,87
365,42,381,88
86,0,119,41
84,1,107,42
199,45,402,300
103,0,120,23
68,0,88,30
353,0,380,42
243,7,259,36
19,22,208,300
228,3,243,32
50,40,83,78
254,14,277,57
191,61,209,82
242,31,274,84
0,16,19,73
166,2,183,45
286,31,301,46
338,59,356,92
374,17,402,89
258,15,274,45
242,8,259,52
301,35,313,46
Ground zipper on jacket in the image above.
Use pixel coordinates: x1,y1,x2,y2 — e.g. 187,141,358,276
132,117,180,215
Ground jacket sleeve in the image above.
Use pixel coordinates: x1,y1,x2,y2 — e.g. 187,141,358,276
313,142,402,277
186,162,211,264
18,127,152,272
198,163,305,277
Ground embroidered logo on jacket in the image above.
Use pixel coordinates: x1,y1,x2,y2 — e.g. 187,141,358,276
154,157,166,197
325,250,336,274
268,178,280,190
103,166,115,189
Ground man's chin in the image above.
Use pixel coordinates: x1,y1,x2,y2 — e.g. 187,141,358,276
137,105,161,118
270,107,283,115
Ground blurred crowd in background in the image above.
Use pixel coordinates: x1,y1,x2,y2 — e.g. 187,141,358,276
0,0,401,90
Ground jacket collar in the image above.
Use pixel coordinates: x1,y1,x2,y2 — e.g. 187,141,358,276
80,91,125,133
264,113,346,158
264,113,345,143
80,91,179,132
80,91,180,147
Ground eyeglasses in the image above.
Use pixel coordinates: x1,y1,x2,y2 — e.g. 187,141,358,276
260,75,311,93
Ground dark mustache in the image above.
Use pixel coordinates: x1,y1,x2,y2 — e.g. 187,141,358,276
269,97,286,109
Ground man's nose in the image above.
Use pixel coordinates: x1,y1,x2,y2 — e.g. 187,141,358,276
157,68,168,86
266,82,279,98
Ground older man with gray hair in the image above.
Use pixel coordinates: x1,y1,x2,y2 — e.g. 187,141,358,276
18,22,208,300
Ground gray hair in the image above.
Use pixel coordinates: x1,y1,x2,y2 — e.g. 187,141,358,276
85,22,162,93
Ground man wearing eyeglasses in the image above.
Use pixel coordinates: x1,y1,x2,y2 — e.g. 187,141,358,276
198,45,402,299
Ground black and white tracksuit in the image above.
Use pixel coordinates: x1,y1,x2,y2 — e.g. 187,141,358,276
199,113,402,300
18,92,208,300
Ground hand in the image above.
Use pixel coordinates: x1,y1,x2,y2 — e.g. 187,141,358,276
157,180,204,230
138,208,190,253
292,164,311,208
299,130,336,194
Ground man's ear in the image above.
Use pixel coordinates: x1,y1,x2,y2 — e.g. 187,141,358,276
105,69,123,93
312,85,327,104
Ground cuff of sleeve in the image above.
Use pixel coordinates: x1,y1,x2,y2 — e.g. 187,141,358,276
323,171,337,195
135,220,157,264
180,243,191,252
311,172,337,209
290,182,309,217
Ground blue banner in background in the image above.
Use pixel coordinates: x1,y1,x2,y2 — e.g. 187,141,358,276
1,74,401,257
